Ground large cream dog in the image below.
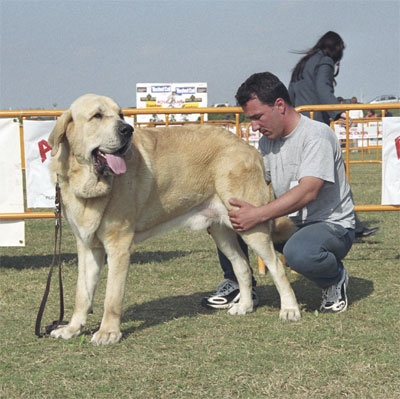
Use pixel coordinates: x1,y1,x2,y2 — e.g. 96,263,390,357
48,94,301,345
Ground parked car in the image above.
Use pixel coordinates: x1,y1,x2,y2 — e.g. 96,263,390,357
369,94,400,104
213,103,230,107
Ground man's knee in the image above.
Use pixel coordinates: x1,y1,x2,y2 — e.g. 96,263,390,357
283,242,323,275
283,246,302,273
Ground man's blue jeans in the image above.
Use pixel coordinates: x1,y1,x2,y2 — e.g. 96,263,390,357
217,235,257,287
217,222,355,289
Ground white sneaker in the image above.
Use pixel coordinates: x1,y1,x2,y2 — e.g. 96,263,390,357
320,269,349,313
201,279,258,309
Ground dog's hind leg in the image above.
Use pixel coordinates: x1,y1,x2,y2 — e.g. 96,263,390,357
51,239,105,340
208,224,254,315
241,227,301,321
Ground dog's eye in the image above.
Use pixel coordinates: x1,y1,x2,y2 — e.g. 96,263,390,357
119,112,125,120
93,113,102,119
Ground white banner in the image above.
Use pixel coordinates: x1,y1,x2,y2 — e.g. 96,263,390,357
382,117,400,205
334,122,382,141
23,120,56,208
0,118,25,246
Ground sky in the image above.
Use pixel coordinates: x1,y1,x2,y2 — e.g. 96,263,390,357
1,0,399,110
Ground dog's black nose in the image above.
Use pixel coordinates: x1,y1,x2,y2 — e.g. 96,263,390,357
119,123,133,138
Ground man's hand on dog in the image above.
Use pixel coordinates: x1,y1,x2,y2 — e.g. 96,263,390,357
228,198,261,232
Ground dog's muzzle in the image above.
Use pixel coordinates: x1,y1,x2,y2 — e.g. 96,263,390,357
118,122,133,139
92,123,133,176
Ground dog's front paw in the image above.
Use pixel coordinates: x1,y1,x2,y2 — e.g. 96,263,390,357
50,324,82,340
228,302,253,315
91,330,122,346
279,307,301,321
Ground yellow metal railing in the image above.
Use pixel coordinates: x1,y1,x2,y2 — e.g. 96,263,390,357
1,103,400,222
0,107,243,221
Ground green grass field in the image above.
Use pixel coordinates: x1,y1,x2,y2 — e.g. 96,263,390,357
1,151,399,398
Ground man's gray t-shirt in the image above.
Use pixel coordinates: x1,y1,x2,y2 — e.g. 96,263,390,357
258,115,355,229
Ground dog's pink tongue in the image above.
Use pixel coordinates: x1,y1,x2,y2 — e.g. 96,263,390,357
105,153,127,175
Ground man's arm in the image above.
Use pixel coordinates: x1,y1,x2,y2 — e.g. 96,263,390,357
228,176,324,232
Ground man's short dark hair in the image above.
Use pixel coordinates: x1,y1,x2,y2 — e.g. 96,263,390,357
235,72,292,107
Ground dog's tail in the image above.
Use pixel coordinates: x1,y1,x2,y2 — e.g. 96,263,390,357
271,216,295,243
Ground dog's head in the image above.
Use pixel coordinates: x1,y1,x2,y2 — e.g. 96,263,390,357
49,94,133,176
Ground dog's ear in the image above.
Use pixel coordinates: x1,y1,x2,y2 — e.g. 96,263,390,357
48,109,72,156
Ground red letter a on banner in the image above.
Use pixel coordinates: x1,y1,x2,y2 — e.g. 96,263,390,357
38,139,52,163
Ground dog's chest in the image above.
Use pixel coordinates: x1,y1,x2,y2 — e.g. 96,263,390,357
62,192,109,246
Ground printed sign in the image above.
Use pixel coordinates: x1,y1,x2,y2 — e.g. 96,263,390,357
23,120,56,208
334,122,383,140
136,82,208,123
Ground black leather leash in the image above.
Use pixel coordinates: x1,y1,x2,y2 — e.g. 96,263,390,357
35,182,68,337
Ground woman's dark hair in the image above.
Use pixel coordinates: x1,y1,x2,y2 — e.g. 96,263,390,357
290,31,345,82
235,72,292,107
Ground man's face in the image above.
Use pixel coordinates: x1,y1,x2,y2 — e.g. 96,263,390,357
243,96,284,140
